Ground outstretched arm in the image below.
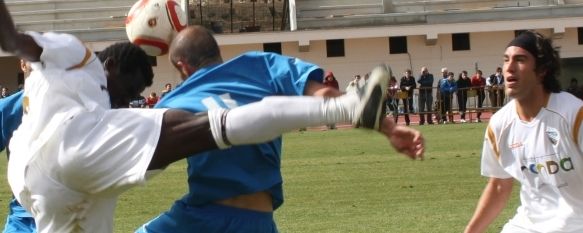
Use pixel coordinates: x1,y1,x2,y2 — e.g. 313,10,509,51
148,110,217,170
0,1,42,61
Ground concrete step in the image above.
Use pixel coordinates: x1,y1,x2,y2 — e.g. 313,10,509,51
16,16,126,32
297,3,384,18
65,27,128,42
11,6,130,22
6,0,136,12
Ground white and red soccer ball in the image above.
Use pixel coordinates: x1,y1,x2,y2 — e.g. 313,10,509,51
125,0,188,56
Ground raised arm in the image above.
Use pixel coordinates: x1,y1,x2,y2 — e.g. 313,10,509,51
0,1,42,61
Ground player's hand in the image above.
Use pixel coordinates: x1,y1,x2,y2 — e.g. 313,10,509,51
380,117,425,160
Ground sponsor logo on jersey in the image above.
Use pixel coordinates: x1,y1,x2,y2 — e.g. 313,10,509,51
546,127,560,145
520,157,574,175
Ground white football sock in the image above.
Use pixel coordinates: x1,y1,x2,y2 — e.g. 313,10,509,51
207,94,360,148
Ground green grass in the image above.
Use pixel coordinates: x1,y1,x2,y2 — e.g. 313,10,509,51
0,123,519,232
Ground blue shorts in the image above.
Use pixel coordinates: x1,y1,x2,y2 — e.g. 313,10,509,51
136,201,277,233
3,214,36,233
3,199,35,233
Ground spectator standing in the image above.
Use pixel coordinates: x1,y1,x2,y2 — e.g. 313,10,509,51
1,87,9,98
386,76,399,123
345,75,361,93
323,71,339,90
323,71,340,129
439,72,457,123
146,92,159,108
160,83,172,98
471,70,487,122
456,70,471,123
487,67,505,108
129,95,146,108
417,67,434,125
435,67,449,123
400,69,416,126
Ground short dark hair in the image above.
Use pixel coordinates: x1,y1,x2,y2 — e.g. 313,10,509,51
97,42,154,88
170,26,222,70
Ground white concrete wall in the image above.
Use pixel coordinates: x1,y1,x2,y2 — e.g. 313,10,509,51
143,27,583,95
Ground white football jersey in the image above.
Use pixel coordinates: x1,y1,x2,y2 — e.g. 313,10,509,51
482,92,583,232
7,32,167,233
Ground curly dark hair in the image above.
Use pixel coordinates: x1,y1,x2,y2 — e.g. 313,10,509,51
516,30,562,93
97,42,154,88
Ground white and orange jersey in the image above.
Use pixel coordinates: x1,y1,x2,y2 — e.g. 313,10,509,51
481,92,583,232
7,32,166,233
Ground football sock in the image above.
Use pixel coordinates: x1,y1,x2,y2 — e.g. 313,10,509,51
207,94,360,148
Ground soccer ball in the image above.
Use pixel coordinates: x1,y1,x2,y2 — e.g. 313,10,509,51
125,0,188,56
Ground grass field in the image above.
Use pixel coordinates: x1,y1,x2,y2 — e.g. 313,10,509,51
0,123,519,232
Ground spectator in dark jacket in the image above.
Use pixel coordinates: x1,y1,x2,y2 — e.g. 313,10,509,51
400,69,416,126
456,70,472,123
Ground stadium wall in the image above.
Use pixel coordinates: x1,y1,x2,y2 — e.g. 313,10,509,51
141,26,583,96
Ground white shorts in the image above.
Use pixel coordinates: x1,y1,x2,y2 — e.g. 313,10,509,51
9,108,167,233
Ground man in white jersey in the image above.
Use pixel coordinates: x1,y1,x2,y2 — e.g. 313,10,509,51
464,31,583,233
0,3,424,232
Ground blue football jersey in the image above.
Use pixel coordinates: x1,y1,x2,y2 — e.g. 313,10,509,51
156,52,323,209
0,91,34,220
0,91,23,152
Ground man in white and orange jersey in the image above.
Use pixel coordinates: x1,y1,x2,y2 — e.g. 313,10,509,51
465,30,583,233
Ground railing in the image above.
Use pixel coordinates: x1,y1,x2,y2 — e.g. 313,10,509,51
188,0,289,34
387,86,507,123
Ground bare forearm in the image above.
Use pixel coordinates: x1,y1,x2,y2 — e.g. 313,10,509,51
465,178,514,233
148,110,217,170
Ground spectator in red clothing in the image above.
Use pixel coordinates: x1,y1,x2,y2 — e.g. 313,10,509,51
323,71,339,90
146,92,159,108
323,71,339,129
470,70,487,122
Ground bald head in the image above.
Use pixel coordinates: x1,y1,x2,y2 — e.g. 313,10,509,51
169,26,222,77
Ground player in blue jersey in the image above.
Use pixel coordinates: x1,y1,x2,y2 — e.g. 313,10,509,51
1,91,34,233
138,26,425,233
0,3,422,231
1,60,34,233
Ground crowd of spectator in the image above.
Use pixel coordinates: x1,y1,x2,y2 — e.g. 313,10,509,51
356,66,514,125
128,83,172,108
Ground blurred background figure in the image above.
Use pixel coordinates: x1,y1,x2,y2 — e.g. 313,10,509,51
323,71,339,130
160,83,173,98
146,92,159,108
471,70,487,122
417,67,434,125
566,78,583,100
487,67,505,108
1,87,9,98
400,69,416,126
345,74,361,93
386,76,400,123
456,70,471,123
439,72,457,124
129,95,146,108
